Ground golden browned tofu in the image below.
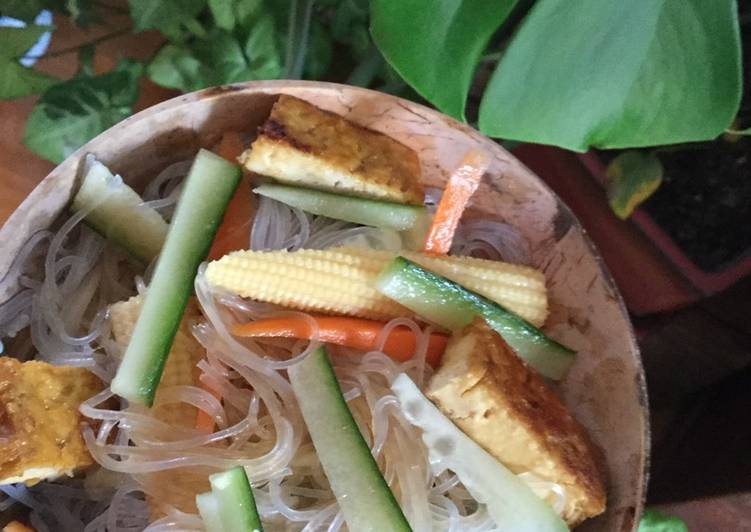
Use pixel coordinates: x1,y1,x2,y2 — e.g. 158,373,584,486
240,95,424,205
0,358,102,485
426,319,606,526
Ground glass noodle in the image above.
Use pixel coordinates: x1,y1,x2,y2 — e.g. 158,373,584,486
0,157,561,531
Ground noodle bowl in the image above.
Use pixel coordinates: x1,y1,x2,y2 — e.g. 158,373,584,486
0,84,648,532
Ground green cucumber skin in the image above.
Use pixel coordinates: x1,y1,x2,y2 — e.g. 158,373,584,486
377,257,575,380
110,149,240,406
254,183,428,231
288,348,411,532
71,158,168,262
209,467,264,532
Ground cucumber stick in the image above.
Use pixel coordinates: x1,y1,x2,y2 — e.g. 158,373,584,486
377,257,574,380
196,492,224,531
111,149,240,406
197,467,263,532
288,348,411,532
254,183,428,231
71,155,168,262
391,374,568,532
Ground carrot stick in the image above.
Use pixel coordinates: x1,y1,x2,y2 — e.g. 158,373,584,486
195,380,221,434
423,150,490,255
208,132,254,261
232,315,448,367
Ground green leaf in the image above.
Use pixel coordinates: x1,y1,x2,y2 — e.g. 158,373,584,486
23,60,143,163
304,20,332,80
243,12,283,78
0,26,57,99
146,45,207,91
1,0,46,21
638,509,688,532
128,0,206,40
605,151,663,219
148,24,281,92
1,25,49,57
479,0,743,151
208,0,235,30
371,0,518,121
331,0,367,43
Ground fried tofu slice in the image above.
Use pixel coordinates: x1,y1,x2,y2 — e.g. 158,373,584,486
109,295,209,515
240,95,424,205
0,357,102,486
426,318,606,526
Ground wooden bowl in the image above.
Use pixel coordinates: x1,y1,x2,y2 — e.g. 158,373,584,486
0,81,648,531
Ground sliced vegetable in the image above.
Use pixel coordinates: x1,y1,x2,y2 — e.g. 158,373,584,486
400,205,432,251
197,466,264,532
232,315,447,366
288,347,410,532
423,150,489,254
110,149,241,406
71,155,168,262
196,492,224,532
377,257,574,380
208,132,253,261
391,373,568,532
195,382,221,434
206,247,548,326
254,183,429,231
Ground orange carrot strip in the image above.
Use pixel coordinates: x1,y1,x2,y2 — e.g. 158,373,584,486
423,150,490,255
232,316,447,367
208,132,254,261
195,380,221,434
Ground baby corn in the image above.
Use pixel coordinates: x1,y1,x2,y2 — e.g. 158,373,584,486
110,295,209,515
205,248,548,326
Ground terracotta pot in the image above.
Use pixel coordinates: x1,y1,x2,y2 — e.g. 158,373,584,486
580,152,751,297
0,81,648,531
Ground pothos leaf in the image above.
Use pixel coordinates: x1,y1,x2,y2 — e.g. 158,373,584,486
208,0,265,32
605,151,663,219
0,26,57,99
23,60,143,163
127,0,207,40
637,509,688,532
0,0,47,22
208,0,236,31
147,22,282,92
371,0,518,121
478,0,742,151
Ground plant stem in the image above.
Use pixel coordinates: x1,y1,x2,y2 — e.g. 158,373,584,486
347,45,383,87
284,0,315,79
481,52,502,62
25,27,130,60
